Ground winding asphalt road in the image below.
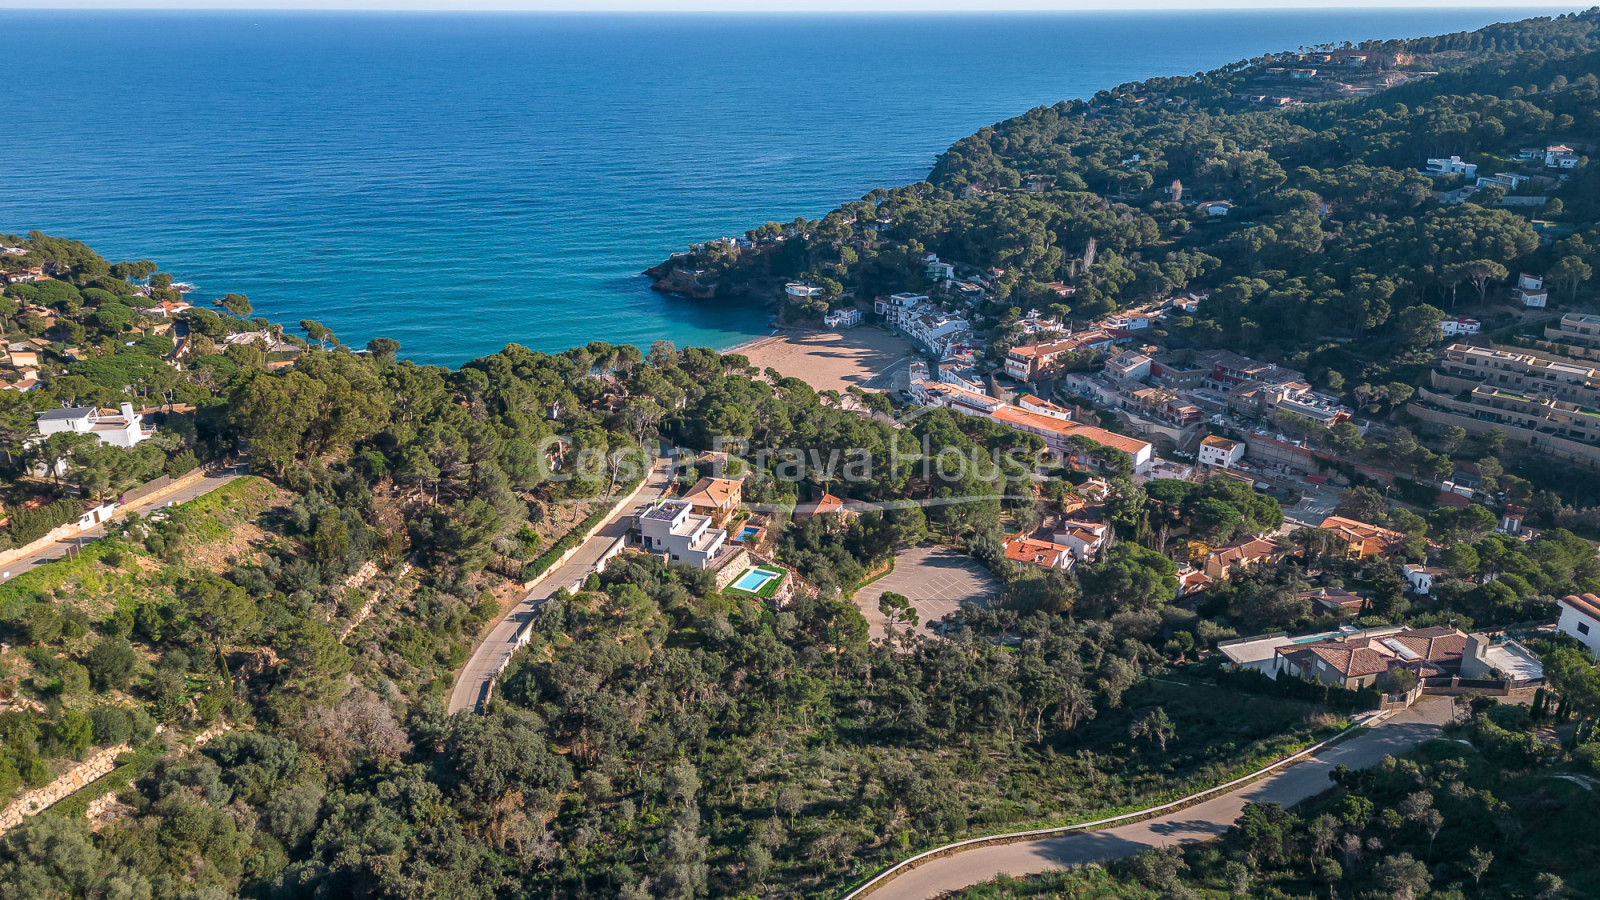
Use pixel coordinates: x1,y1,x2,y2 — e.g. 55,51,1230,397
0,472,239,584
448,455,676,714
865,697,1454,899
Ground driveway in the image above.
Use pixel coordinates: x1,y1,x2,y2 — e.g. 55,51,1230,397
863,697,1453,899
448,455,675,714
0,472,239,583
854,545,1001,639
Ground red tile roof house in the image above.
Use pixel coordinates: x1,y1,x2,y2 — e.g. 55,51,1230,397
1318,515,1408,560
1003,532,1074,570
1202,535,1284,579
1276,626,1468,690
794,490,852,523
679,476,743,527
1298,587,1367,616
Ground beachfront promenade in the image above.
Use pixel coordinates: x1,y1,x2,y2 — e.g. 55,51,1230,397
448,454,676,714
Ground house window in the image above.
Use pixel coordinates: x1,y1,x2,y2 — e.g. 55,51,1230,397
1579,621,1591,636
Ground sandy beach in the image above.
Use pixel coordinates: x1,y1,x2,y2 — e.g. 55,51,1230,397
729,327,918,394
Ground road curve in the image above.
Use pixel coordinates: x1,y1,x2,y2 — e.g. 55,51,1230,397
860,697,1453,900
448,455,676,714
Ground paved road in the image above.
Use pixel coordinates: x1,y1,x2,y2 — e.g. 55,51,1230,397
867,698,1453,900
448,455,676,714
0,472,239,583
854,545,1001,639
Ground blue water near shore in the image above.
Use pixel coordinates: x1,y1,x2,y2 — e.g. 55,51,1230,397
0,9,1572,366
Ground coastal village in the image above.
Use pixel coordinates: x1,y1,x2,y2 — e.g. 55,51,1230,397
636,121,1600,716
5,11,1600,898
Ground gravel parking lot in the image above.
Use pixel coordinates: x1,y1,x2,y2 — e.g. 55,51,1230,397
854,544,1001,639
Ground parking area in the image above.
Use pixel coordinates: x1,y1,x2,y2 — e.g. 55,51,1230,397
1284,480,1344,529
854,544,1001,639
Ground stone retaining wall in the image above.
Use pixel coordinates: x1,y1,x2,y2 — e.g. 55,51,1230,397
712,548,753,590
0,744,130,834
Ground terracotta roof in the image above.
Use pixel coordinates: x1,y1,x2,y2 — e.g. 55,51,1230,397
1278,625,1470,679
1318,515,1407,555
1003,533,1071,567
796,491,846,516
1201,435,1240,450
1207,536,1282,567
682,477,741,509
1391,627,1466,663
989,405,1152,457
1288,642,1392,678
1560,593,1600,621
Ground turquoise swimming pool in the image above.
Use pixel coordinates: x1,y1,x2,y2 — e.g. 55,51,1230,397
730,566,782,594
738,525,762,542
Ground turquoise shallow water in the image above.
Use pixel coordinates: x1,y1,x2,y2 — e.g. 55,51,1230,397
0,9,1567,366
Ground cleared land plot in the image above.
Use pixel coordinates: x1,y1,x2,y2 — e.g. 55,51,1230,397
854,544,1001,639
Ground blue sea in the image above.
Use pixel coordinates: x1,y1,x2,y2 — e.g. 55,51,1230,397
0,9,1577,366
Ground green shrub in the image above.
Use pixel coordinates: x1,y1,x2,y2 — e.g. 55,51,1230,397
85,636,138,691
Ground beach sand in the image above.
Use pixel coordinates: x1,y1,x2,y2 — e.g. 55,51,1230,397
729,328,918,394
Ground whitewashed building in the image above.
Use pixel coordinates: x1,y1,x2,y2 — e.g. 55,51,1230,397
35,403,150,449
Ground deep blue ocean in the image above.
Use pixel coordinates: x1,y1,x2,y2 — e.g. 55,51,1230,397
0,9,1576,366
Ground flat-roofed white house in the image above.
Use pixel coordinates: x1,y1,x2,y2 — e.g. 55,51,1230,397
785,283,824,303
1425,155,1477,178
637,499,728,570
35,403,150,449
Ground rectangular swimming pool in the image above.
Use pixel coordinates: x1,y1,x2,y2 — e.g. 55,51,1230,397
730,567,782,594
737,526,761,542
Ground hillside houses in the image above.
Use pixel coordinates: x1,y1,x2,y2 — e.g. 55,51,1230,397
1062,346,1351,435
1414,342,1600,468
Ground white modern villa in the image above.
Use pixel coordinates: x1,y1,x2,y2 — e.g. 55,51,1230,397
638,499,728,570
34,403,151,448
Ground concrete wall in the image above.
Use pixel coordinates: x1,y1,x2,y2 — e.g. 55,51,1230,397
1408,396,1600,469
